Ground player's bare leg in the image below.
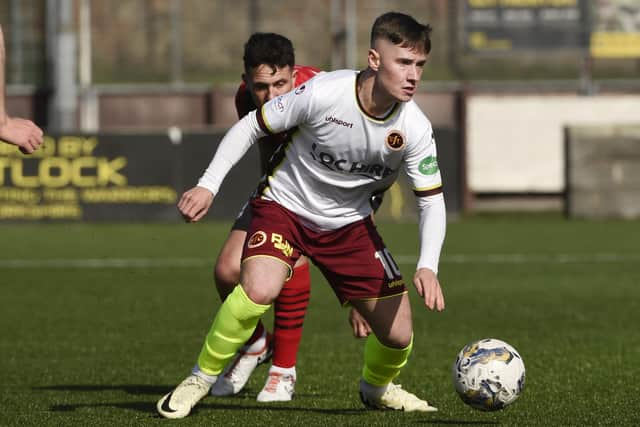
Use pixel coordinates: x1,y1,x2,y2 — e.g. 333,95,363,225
158,257,287,418
211,229,273,396
214,229,246,299
212,230,310,401
351,294,437,412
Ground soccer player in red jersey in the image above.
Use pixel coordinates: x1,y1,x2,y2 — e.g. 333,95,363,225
209,33,320,402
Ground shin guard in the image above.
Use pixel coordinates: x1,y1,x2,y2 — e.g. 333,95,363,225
362,334,413,387
197,285,270,375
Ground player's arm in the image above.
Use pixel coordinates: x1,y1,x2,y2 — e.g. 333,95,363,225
178,111,265,222
179,81,313,222
413,191,446,311
404,128,446,311
0,25,43,154
0,26,7,125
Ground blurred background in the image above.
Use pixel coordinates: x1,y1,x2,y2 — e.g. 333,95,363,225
1,0,640,222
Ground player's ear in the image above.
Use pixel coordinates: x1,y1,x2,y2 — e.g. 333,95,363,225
368,48,380,71
291,68,298,85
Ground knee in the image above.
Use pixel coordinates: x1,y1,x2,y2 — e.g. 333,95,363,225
214,254,241,294
378,328,413,349
242,284,276,306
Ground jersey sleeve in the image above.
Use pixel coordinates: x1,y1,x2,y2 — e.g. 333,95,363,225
255,79,315,135
403,129,443,197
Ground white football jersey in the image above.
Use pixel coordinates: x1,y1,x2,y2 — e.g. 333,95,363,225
254,69,443,231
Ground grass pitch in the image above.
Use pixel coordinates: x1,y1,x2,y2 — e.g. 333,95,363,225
1,215,639,426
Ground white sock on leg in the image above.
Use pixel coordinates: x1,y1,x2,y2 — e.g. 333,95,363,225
191,365,217,385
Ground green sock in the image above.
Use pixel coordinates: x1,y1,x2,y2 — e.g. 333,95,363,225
197,285,271,376
362,334,413,387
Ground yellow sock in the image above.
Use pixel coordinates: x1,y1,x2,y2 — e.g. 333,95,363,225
197,285,270,376
362,334,413,387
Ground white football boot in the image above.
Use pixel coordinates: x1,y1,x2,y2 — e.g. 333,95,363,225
256,368,296,402
157,374,213,419
359,380,437,412
210,332,272,396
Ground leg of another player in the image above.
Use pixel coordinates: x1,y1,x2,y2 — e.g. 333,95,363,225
158,257,288,419
351,293,437,412
210,229,270,397
213,229,245,300
257,256,311,402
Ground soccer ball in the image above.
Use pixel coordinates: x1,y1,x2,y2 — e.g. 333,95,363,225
452,338,525,411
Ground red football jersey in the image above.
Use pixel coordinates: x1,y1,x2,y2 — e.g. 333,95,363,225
234,65,321,173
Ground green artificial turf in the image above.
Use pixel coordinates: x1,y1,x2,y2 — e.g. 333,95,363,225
1,216,639,426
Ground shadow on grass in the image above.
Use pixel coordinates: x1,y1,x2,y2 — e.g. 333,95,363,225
34,384,326,398
38,384,363,416
37,384,497,424
34,384,171,395
49,401,365,417
48,402,500,424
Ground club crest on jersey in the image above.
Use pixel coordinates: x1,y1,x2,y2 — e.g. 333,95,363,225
386,130,405,151
274,96,285,113
248,231,267,248
295,85,306,95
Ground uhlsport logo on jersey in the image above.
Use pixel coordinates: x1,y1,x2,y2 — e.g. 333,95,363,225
309,143,395,179
247,231,267,248
386,130,405,151
419,156,439,175
295,85,306,95
325,115,354,128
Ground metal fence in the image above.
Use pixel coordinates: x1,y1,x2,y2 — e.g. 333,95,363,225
6,0,640,87
2,0,451,86
3,0,640,133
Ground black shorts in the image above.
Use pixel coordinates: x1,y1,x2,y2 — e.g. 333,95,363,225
231,201,252,231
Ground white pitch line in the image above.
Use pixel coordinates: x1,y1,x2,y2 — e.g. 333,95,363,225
0,258,211,269
0,253,638,269
396,253,640,265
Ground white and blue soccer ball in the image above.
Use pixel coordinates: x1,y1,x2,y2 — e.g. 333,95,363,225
452,338,526,411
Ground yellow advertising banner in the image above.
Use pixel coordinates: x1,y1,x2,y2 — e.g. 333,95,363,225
590,0,640,58
0,132,260,222
590,32,640,58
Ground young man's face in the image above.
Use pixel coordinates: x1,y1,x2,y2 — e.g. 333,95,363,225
244,64,298,108
369,38,427,103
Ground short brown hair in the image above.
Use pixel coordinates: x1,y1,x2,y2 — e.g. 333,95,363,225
370,12,432,54
243,33,295,74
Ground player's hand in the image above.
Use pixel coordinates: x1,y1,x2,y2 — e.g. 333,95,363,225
177,186,214,222
0,116,44,154
348,307,372,338
413,267,445,311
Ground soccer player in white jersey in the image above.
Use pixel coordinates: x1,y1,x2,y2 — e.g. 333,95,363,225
158,12,446,419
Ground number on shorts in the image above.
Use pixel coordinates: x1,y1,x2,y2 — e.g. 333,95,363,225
374,248,401,279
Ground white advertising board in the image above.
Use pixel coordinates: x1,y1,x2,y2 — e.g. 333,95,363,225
467,94,640,192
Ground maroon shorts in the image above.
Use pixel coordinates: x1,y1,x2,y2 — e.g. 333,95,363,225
242,198,407,305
